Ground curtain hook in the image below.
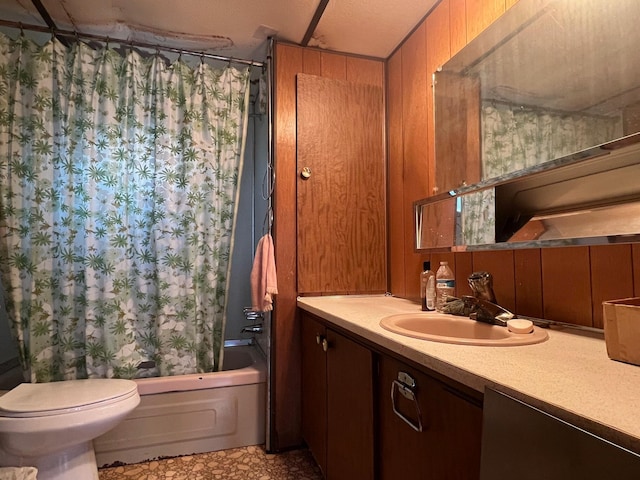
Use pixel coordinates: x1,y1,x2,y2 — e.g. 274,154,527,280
178,50,183,63
200,52,205,65
105,36,109,49
18,22,24,37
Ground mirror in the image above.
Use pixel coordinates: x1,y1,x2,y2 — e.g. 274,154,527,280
417,0,640,251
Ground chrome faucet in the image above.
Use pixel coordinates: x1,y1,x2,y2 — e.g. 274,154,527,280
463,271,515,326
440,271,516,325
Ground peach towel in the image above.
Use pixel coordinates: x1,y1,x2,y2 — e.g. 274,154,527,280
251,233,278,312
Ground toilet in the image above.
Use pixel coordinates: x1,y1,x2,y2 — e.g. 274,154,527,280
0,379,140,480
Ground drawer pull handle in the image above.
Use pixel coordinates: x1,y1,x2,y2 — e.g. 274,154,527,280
391,379,423,432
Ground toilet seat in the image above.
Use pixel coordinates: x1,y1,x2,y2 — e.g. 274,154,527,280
0,379,138,418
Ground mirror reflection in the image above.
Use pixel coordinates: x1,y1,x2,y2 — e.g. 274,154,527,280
417,0,640,251
435,0,640,187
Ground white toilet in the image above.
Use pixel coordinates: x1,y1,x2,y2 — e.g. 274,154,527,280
0,379,140,480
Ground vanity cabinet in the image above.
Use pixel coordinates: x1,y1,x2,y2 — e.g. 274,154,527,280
378,354,483,479
300,312,375,479
301,310,483,479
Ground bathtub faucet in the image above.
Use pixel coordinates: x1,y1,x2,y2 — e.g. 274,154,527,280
241,324,263,334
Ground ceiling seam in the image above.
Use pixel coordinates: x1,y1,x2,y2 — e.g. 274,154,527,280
30,0,57,30
301,0,329,46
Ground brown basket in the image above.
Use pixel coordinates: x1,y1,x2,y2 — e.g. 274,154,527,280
603,297,640,366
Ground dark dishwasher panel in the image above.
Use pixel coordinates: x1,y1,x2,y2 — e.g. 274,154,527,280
480,388,640,479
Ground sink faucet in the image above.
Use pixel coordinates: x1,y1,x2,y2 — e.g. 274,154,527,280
463,271,515,326
440,271,516,325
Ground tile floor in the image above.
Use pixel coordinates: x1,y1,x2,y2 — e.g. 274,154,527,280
98,445,323,480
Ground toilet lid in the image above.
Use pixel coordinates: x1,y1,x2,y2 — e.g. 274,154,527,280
0,379,138,416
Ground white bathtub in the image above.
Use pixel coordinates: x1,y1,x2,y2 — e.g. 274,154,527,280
94,345,267,467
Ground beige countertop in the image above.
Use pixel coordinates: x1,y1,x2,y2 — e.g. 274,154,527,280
297,294,640,453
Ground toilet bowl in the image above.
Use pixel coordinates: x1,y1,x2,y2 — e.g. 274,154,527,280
0,378,140,480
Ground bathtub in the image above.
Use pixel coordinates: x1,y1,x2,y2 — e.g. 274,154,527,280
94,345,267,467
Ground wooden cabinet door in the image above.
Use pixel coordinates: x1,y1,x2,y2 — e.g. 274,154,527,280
326,329,374,480
378,354,483,480
301,314,328,473
301,312,375,479
296,73,386,295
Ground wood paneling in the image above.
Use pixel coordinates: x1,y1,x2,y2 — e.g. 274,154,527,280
297,74,386,294
320,52,347,80
347,57,385,86
388,1,640,331
505,0,520,10
472,250,515,312
634,245,640,297
590,245,634,329
455,251,474,298
274,43,385,450
541,247,592,326
466,0,506,42
449,0,467,56
426,0,451,197
514,249,543,319
401,24,430,301
273,43,303,450
387,50,406,296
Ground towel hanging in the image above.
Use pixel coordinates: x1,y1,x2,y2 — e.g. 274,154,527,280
250,233,278,312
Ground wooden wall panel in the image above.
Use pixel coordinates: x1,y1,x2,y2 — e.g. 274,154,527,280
454,251,474,298
347,57,385,87
449,0,467,56
472,250,516,312
590,245,634,329
320,52,347,80
302,49,321,75
505,0,520,9
514,249,543,319
273,43,303,450
387,51,406,296
401,24,430,301
426,0,451,197
541,247,592,326
274,43,386,450
634,244,640,297
466,0,506,42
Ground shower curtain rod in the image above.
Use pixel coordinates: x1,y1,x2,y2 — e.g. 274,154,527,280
0,19,264,68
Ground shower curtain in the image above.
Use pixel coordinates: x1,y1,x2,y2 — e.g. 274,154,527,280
0,33,251,382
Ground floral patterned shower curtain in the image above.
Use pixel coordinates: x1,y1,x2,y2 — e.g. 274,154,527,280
0,34,251,382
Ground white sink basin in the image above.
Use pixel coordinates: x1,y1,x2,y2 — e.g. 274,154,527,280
380,313,548,346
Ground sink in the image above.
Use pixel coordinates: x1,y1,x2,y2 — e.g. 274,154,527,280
379,313,548,346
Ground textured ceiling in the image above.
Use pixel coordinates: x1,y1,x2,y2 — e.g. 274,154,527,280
0,0,438,60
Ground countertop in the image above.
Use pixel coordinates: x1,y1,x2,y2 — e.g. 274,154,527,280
297,294,640,453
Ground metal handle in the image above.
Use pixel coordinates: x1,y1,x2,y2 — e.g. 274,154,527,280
315,334,329,352
391,379,423,432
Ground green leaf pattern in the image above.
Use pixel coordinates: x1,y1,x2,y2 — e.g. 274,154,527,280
0,34,250,382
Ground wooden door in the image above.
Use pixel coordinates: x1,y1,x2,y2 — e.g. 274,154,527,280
301,314,328,474
378,354,483,480
296,73,386,295
326,329,374,480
